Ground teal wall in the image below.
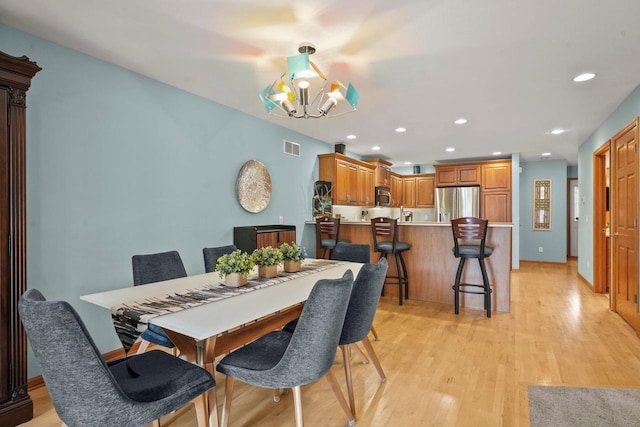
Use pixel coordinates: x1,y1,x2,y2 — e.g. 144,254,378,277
1,24,337,376
577,84,640,284
519,159,568,262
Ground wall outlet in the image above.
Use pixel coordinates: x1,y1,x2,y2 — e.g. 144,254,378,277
278,215,284,224
538,246,543,253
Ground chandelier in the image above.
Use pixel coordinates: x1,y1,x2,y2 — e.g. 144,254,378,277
259,43,359,119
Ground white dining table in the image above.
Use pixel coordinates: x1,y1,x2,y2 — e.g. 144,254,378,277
81,260,362,364
81,260,362,427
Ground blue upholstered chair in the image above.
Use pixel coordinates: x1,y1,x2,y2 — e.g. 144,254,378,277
203,244,237,273
18,289,216,427
216,270,356,427
286,258,388,417
132,250,188,353
331,242,371,263
338,258,388,417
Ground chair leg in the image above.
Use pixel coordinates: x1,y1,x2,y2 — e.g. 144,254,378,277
453,258,465,315
340,345,356,417
479,258,492,318
379,253,388,296
398,251,409,299
136,339,151,355
395,252,403,305
151,421,160,427
321,248,328,259
192,392,213,427
220,376,235,427
351,343,369,364
208,385,219,427
292,386,304,427
370,325,380,341
324,370,356,425
360,336,386,382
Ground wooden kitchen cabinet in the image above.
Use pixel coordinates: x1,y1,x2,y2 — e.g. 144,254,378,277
234,225,296,253
402,177,416,207
401,174,434,208
482,191,512,222
416,174,435,207
365,158,392,187
390,172,403,207
318,153,376,206
435,163,481,186
481,161,512,222
482,161,511,191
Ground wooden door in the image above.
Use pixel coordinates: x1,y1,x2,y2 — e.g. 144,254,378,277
611,118,639,329
482,191,512,222
457,164,481,185
390,174,403,207
335,159,357,205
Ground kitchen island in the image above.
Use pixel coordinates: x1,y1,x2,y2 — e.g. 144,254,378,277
308,220,512,312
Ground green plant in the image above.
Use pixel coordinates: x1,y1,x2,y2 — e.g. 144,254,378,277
279,242,305,262
251,246,283,266
214,249,255,278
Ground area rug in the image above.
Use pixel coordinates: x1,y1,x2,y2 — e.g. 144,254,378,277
528,385,640,427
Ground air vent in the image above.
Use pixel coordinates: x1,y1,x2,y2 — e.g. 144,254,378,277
283,140,300,157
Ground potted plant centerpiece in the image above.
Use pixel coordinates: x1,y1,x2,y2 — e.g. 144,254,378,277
251,246,283,279
215,249,255,287
280,242,305,273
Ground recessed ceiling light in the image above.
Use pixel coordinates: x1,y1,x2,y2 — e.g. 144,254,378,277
395,127,407,133
493,151,502,155
372,146,381,151
446,147,455,152
541,152,551,156
404,161,412,165
454,118,468,125
346,134,357,139
551,129,565,135
573,72,596,82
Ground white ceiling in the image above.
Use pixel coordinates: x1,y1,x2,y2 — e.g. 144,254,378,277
2,0,640,167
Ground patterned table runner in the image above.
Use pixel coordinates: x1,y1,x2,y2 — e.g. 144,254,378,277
111,259,345,352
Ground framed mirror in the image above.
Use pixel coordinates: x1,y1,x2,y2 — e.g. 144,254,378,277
533,179,551,230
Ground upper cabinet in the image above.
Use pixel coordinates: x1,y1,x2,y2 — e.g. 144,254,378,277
481,161,512,222
390,172,403,207
435,163,481,187
319,153,376,206
403,174,435,208
365,158,392,187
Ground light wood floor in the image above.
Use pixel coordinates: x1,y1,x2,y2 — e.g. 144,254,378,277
20,260,640,426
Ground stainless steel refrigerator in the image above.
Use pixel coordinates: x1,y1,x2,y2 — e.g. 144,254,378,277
435,186,480,222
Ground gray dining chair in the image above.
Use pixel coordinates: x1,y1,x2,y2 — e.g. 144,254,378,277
331,242,371,263
132,250,188,353
18,289,217,427
338,257,388,417
203,244,237,273
216,270,356,427
331,242,379,341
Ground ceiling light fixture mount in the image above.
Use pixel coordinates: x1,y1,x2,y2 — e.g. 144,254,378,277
259,42,359,119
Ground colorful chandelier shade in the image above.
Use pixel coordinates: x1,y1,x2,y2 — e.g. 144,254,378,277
259,43,359,119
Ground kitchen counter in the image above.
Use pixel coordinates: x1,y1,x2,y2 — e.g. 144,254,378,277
306,220,512,312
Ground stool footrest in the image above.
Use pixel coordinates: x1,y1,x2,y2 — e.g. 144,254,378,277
454,283,492,295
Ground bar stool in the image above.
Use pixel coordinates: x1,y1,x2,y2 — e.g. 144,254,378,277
371,217,411,305
451,217,493,317
316,216,347,259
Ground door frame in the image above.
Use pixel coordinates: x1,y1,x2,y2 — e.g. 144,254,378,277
567,177,578,259
593,141,610,296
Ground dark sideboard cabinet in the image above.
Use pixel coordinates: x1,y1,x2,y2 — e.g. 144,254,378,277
233,225,296,253
0,52,41,426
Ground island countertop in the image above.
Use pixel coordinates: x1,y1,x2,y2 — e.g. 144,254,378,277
306,220,512,312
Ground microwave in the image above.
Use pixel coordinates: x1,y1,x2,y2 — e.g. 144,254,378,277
375,186,391,207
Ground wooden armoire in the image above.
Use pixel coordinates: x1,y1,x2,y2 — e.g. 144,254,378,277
0,51,41,426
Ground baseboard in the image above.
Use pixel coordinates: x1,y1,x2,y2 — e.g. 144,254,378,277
519,260,567,266
28,343,136,392
577,272,594,289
